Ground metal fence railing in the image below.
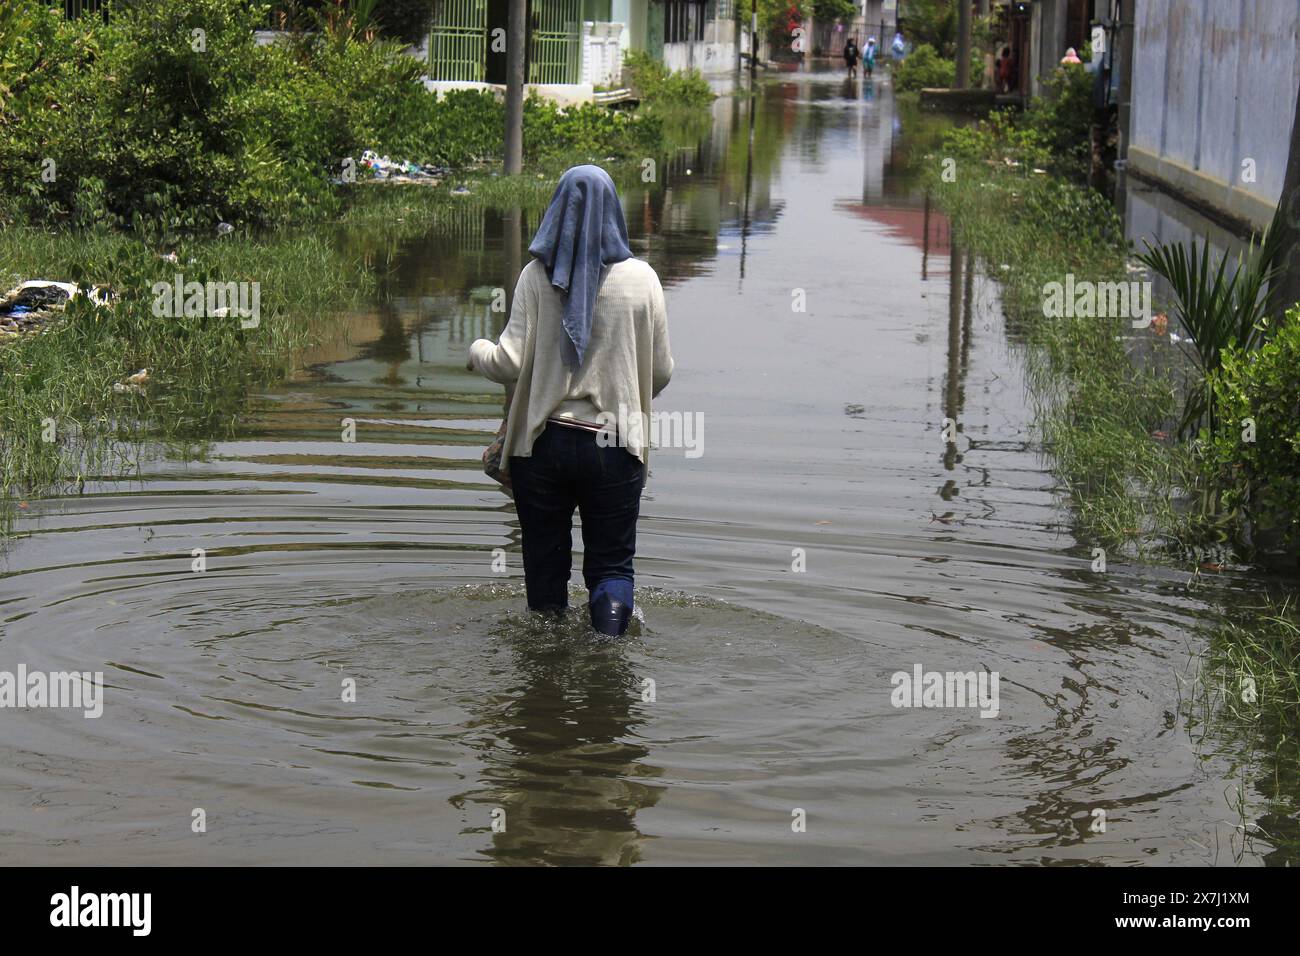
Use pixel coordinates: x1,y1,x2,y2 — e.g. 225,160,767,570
427,0,487,81
45,0,110,20
528,0,581,85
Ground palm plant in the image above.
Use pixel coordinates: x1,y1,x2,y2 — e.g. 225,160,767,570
1136,209,1285,439
295,0,381,42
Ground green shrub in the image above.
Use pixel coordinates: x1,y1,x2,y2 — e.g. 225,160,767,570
1022,65,1095,178
623,50,714,110
524,95,660,161
0,0,672,231
893,44,955,92
0,0,327,229
1210,306,1300,547
940,109,1052,170
931,63,1093,178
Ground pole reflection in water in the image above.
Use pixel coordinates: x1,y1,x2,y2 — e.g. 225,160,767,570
739,89,757,284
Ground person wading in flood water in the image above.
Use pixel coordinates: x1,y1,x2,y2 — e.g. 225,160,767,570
467,165,674,637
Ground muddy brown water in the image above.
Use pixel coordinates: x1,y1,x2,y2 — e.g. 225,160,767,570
1,70,1294,865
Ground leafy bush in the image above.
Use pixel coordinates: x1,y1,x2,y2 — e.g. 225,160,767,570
1021,65,1095,177
933,64,1093,178
1209,305,1300,547
1,0,332,229
893,44,955,92
940,109,1052,170
524,95,661,161
623,50,714,110
0,0,671,231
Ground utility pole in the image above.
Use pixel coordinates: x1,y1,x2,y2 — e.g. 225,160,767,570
1114,0,1134,212
750,0,758,85
954,0,971,88
736,0,742,74
805,8,814,67
504,0,526,175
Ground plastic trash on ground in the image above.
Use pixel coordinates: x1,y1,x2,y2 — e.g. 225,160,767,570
354,149,448,184
0,280,115,338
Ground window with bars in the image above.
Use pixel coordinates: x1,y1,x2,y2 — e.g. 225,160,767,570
44,0,109,20
529,0,583,84
427,0,488,81
663,1,705,45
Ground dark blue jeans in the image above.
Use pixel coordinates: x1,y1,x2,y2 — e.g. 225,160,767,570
510,422,645,612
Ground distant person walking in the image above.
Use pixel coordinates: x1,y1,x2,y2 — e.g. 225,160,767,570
863,36,877,77
844,36,860,77
467,165,674,638
892,31,906,61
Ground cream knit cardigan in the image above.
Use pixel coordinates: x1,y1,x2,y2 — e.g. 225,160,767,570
468,257,674,474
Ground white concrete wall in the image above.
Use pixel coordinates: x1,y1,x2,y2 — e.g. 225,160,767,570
663,19,737,74
422,81,596,108
663,40,735,73
1130,0,1300,228
582,22,625,86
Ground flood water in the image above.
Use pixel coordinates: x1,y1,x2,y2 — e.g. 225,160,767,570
2,69,1296,865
